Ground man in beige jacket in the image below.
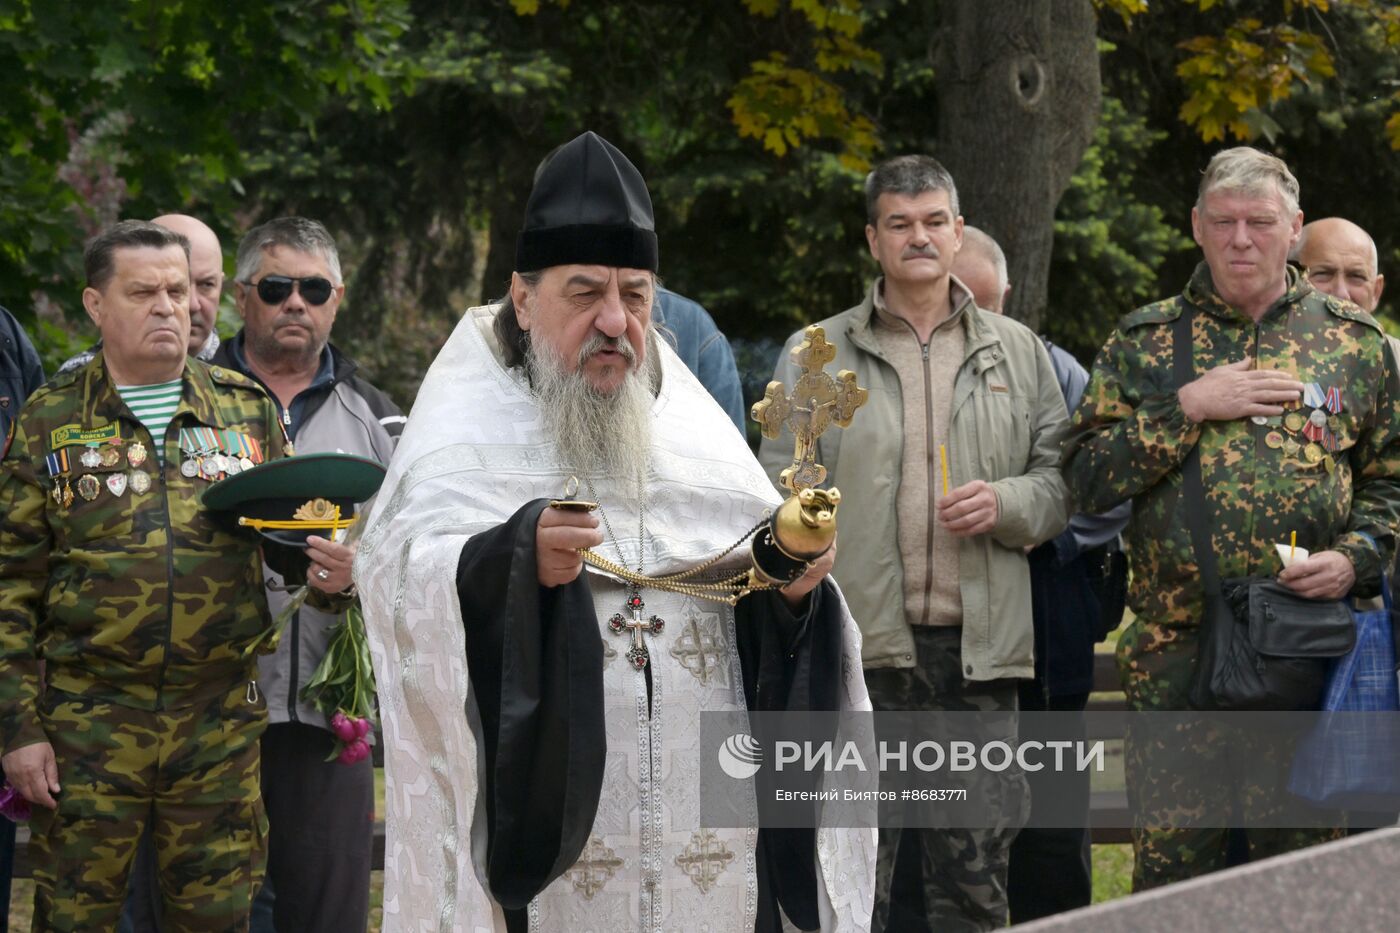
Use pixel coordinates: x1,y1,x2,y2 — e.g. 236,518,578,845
759,155,1070,932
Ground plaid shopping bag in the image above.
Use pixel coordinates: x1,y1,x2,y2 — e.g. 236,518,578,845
1289,571,1400,808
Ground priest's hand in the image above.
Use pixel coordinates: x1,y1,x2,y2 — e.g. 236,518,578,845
937,480,999,537
781,536,836,610
538,507,604,587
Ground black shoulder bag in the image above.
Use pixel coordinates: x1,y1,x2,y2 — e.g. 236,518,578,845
1174,308,1356,711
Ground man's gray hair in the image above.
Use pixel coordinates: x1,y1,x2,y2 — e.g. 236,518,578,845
960,225,1008,296
493,271,543,369
235,216,343,285
85,220,190,291
864,155,960,225
1196,147,1300,217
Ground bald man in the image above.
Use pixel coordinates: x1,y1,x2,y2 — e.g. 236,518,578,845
151,214,224,357
1294,217,1386,314
952,225,1012,313
58,214,223,375
1294,217,1399,839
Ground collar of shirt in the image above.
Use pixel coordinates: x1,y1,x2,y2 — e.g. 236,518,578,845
226,331,335,440
872,275,972,336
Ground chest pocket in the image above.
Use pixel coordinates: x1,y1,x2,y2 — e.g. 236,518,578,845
966,357,1031,481
54,464,138,547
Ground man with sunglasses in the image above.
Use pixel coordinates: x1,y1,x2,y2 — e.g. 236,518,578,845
215,216,402,933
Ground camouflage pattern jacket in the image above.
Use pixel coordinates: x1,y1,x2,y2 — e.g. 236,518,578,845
0,354,286,753
1063,263,1400,630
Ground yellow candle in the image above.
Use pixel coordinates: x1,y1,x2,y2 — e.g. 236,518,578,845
939,444,950,497
1289,530,1296,562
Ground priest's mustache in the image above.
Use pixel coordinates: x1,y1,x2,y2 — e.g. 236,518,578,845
576,333,636,366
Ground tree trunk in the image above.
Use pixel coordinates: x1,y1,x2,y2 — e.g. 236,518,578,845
935,0,1100,331
480,153,539,305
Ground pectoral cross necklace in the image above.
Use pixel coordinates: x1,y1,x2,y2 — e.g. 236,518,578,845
586,477,664,671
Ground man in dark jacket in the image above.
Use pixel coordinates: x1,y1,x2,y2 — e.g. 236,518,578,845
218,216,403,933
955,226,1130,922
0,302,45,932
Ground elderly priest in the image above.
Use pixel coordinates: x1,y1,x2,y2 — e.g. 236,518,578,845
356,132,875,932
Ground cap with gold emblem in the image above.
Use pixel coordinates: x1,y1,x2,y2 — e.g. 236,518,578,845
202,452,387,584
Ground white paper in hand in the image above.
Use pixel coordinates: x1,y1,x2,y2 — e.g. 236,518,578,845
1275,542,1310,570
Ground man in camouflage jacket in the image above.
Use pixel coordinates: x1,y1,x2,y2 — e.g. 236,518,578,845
0,221,287,931
1063,148,1400,890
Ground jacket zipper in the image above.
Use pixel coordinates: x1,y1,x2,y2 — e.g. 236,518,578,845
1243,322,1262,571
921,340,937,627
280,399,300,721
153,425,177,711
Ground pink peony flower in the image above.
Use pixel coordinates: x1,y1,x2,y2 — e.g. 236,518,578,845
337,738,370,765
330,711,357,743
353,717,371,739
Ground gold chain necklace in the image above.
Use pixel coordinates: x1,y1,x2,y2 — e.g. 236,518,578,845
577,477,779,608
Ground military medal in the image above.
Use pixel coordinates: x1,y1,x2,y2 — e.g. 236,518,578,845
1251,415,1269,426
193,427,223,480
1265,431,1284,449
1284,412,1306,433
76,474,100,501
99,444,121,468
129,470,151,495
1324,386,1343,414
1323,455,1336,474
1303,383,1326,409
1304,443,1324,464
106,472,128,497
45,449,70,505
127,441,147,467
79,445,102,469
178,429,200,478
242,434,262,471
1283,438,1301,456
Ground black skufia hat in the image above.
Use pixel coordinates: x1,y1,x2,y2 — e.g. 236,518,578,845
202,452,387,585
515,131,659,273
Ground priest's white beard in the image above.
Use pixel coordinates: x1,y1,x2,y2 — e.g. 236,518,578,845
528,330,656,487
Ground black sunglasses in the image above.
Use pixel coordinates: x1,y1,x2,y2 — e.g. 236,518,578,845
250,275,334,306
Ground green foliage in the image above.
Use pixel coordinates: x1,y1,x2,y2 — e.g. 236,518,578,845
0,0,409,344
726,1,883,169
301,606,378,731
5,0,1400,396
1045,97,1194,363
1103,0,1400,149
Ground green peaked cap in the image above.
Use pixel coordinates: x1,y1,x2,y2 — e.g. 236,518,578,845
202,451,387,550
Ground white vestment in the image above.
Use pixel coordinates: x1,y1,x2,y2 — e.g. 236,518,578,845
356,304,875,932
